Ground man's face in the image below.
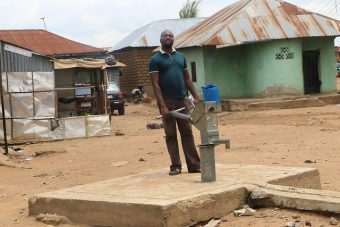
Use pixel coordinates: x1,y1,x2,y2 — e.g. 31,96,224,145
160,31,174,48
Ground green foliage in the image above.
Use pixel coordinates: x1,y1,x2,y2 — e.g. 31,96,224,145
179,0,201,18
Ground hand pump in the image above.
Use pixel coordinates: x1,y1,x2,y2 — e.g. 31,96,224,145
169,101,230,182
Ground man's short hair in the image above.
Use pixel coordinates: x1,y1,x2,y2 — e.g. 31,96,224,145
160,30,174,38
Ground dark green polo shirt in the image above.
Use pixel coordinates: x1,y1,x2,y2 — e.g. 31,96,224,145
149,50,188,100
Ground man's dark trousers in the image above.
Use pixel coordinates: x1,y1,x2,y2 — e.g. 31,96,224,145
161,98,200,172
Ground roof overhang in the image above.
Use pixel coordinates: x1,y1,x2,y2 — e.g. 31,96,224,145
0,40,48,58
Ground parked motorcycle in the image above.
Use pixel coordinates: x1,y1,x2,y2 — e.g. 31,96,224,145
131,85,144,104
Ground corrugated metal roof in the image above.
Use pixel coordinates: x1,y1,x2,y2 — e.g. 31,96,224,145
175,0,340,48
0,29,104,56
111,18,206,51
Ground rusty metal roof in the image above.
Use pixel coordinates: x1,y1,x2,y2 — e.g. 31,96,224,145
111,18,205,51
175,0,340,48
0,29,105,56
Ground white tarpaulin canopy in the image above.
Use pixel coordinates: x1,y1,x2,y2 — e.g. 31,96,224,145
53,59,126,69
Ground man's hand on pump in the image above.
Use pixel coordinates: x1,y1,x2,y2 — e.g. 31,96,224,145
193,96,200,105
160,105,169,117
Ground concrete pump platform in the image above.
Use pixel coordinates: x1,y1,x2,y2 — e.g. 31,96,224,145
29,164,340,227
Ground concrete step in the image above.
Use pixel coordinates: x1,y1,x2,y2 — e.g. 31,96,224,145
221,94,340,111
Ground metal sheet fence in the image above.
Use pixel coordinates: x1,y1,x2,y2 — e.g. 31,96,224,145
49,115,111,140
0,42,56,141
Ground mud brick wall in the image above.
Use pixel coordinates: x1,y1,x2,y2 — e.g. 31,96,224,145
113,47,155,97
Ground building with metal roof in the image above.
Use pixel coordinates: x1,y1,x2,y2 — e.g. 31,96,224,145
174,0,340,102
111,18,205,95
0,29,106,58
175,0,340,48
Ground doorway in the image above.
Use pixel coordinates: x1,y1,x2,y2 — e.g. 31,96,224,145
303,51,320,94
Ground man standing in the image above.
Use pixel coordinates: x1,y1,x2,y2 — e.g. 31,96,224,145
149,30,200,176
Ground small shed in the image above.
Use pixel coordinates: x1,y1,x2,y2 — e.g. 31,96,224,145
0,42,116,142
0,30,120,142
174,0,340,98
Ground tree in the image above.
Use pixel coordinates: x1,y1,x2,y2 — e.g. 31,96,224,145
179,0,201,18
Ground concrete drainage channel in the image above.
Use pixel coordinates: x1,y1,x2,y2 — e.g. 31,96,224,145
28,164,340,227
221,94,340,111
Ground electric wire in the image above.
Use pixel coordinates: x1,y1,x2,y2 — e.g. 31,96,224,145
325,6,336,16
320,3,336,15
309,0,334,13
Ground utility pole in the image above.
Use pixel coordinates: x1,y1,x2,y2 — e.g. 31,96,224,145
40,17,47,31
336,0,338,13
0,42,9,155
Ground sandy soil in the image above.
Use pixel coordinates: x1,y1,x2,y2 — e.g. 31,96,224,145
1,97,340,227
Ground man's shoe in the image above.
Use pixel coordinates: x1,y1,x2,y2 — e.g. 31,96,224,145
169,168,181,176
188,168,201,173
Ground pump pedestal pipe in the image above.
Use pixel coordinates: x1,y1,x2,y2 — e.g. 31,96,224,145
168,101,230,182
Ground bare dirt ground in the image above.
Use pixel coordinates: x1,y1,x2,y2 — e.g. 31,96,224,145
1,79,340,227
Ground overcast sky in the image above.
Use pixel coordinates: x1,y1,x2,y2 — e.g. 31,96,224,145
0,0,339,47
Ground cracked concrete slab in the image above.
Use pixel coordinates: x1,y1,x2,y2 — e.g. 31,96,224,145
29,164,336,227
250,184,340,213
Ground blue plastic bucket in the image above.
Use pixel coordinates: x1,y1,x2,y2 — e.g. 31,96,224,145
201,84,221,104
